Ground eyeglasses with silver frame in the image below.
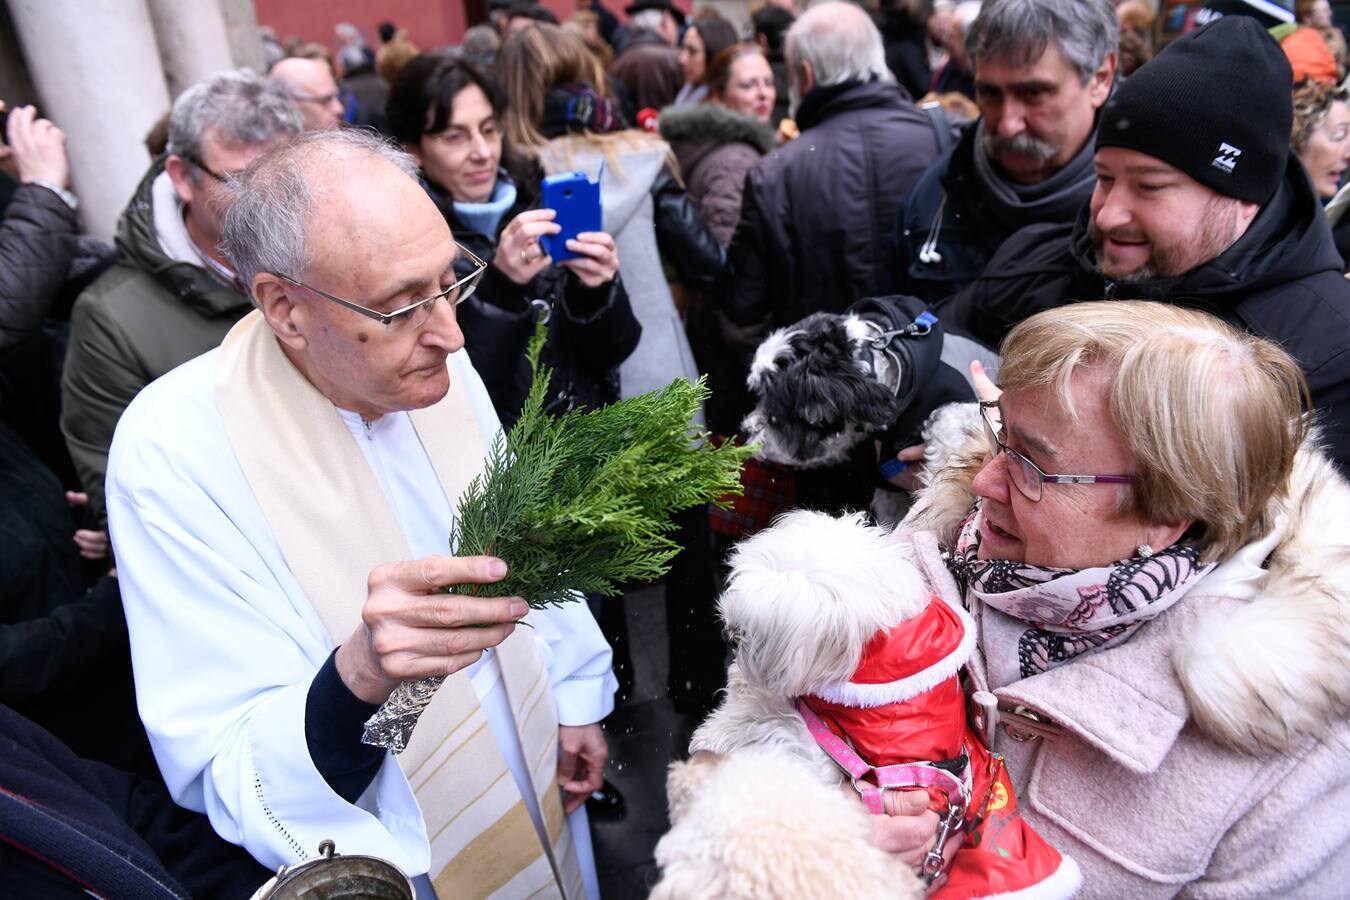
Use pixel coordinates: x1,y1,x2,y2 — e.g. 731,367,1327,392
273,242,488,334
979,400,1133,502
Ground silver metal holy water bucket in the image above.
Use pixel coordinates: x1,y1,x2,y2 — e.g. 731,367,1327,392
250,840,416,899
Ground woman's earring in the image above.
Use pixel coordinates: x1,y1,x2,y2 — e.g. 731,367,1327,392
1137,544,1155,559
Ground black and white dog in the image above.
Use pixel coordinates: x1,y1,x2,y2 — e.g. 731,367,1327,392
740,296,999,492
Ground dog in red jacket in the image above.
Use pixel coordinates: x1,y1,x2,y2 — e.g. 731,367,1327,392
683,509,1079,900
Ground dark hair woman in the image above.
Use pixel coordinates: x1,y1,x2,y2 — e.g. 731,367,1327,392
497,23,730,717
674,16,740,107
386,53,639,426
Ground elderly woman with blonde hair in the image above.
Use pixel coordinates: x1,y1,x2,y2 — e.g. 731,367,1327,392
859,301,1350,893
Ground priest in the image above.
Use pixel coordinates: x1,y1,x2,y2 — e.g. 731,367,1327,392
105,129,620,899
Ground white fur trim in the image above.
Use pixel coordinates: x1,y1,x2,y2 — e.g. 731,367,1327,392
813,597,977,708
974,854,1083,900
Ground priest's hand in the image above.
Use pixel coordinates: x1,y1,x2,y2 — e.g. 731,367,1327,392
557,723,608,814
335,555,527,704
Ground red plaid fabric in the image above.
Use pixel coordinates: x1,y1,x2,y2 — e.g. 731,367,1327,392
709,436,798,538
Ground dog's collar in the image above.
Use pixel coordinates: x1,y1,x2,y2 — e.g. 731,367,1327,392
796,697,968,811
849,298,944,419
858,312,938,396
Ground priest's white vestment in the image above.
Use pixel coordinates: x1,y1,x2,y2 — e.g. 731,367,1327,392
106,339,616,896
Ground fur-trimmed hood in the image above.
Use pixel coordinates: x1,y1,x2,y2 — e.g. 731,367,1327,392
658,102,777,157
659,102,777,189
908,434,1350,757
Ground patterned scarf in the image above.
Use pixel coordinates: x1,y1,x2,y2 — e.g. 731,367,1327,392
946,507,1213,682
541,81,624,139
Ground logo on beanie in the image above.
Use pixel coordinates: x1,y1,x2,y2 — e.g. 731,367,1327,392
1212,143,1242,175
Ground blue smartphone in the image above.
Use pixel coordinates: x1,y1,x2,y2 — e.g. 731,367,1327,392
540,170,602,262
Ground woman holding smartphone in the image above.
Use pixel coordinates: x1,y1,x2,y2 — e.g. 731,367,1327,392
386,54,639,427
497,23,731,728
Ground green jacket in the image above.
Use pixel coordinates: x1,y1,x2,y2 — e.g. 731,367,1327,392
61,159,251,527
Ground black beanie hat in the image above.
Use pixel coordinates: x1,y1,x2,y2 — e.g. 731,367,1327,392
1097,15,1293,205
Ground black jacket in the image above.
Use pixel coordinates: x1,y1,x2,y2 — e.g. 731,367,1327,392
876,7,932,103
0,704,269,898
0,416,158,779
431,171,641,427
894,122,1096,303
727,79,939,329
941,157,1350,470
0,183,78,352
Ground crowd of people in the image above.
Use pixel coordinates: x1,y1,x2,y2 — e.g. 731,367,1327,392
1,0,1348,896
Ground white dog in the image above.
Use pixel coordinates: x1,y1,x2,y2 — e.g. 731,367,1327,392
672,509,1079,900
690,510,930,773
651,750,924,900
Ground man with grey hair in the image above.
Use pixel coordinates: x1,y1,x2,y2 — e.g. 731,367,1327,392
725,0,938,329
894,0,1118,302
270,56,346,131
105,128,615,899
62,69,300,533
610,0,683,115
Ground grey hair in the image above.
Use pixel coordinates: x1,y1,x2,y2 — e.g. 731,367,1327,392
630,8,666,33
335,21,363,43
966,0,1120,85
221,129,420,300
167,70,302,179
462,24,502,59
785,1,892,89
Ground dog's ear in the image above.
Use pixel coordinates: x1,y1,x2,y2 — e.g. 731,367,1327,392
746,323,802,394
720,510,929,696
746,313,851,398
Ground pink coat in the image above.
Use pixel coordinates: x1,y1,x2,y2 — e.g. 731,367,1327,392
901,442,1350,897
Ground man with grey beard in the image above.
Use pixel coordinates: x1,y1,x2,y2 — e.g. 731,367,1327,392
939,15,1350,472
894,0,1118,302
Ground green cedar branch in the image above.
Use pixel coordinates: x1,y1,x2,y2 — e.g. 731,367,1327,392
446,317,755,607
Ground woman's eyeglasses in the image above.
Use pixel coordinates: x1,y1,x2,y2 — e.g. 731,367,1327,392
980,400,1133,502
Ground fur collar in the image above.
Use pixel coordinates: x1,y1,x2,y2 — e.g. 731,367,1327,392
907,434,1350,756
658,102,777,156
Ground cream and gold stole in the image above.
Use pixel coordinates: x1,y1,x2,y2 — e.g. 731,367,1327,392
215,311,583,899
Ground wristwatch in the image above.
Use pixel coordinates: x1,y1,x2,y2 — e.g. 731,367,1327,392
29,178,78,211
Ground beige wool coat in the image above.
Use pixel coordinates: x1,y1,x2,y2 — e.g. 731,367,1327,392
901,442,1350,897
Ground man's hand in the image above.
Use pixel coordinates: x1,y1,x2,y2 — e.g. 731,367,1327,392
970,359,999,403
887,359,1002,491
335,555,526,704
560,231,620,288
558,723,608,814
493,209,561,285
886,443,929,492
6,106,70,187
64,491,110,561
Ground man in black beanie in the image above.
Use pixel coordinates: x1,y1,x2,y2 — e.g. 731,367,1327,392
939,13,1350,471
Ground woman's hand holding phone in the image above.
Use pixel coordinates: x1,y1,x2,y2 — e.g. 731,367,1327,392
494,208,561,285
561,232,620,287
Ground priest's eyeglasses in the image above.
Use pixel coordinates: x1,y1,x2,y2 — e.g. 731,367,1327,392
274,243,488,334
980,400,1133,502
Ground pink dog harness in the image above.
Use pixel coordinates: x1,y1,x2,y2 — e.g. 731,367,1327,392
797,698,967,814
